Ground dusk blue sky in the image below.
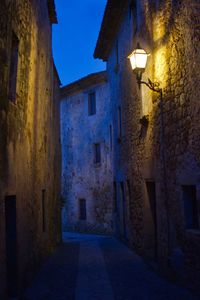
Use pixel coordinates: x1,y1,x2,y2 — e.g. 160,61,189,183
53,0,107,86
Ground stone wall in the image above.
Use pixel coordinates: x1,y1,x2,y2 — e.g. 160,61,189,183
104,0,200,289
61,75,113,234
0,0,61,298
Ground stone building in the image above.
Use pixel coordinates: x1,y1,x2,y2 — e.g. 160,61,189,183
0,0,61,298
61,71,113,234
94,0,200,288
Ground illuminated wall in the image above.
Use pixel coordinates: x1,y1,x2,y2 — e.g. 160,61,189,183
0,1,61,297
103,0,200,288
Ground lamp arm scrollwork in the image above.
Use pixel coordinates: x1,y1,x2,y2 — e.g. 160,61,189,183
139,78,162,94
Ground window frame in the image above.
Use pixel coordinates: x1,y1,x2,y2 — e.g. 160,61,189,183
109,124,113,151
94,143,101,164
118,106,122,141
42,189,46,232
79,198,87,221
88,91,96,116
129,0,138,35
182,185,199,230
8,31,19,103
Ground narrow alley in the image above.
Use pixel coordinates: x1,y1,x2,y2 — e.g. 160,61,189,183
1,1,200,299
23,232,198,300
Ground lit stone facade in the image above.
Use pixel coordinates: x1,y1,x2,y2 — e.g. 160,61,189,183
61,72,113,234
0,0,61,298
94,0,200,289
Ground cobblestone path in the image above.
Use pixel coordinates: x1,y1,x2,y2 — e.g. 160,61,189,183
23,232,199,300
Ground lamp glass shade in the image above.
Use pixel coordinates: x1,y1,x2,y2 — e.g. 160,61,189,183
128,48,148,71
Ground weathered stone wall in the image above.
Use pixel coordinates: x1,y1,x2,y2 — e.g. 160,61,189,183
0,0,61,297
106,0,200,288
61,79,113,234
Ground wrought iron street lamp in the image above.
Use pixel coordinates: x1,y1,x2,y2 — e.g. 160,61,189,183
128,43,162,95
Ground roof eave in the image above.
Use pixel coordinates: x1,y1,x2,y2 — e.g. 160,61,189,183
48,0,58,24
60,71,107,99
94,0,129,61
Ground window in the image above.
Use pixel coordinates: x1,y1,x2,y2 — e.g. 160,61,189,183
129,0,137,34
42,189,46,232
182,185,199,229
88,92,96,115
109,124,113,150
114,40,119,73
94,143,101,164
79,199,86,220
113,181,117,213
9,32,19,102
125,180,132,223
146,182,157,219
126,180,131,201
116,40,119,66
146,181,157,258
120,182,127,238
120,182,125,203
118,106,122,139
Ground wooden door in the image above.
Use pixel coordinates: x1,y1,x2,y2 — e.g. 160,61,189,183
5,195,18,297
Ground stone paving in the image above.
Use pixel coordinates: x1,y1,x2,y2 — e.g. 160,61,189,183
23,232,199,300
